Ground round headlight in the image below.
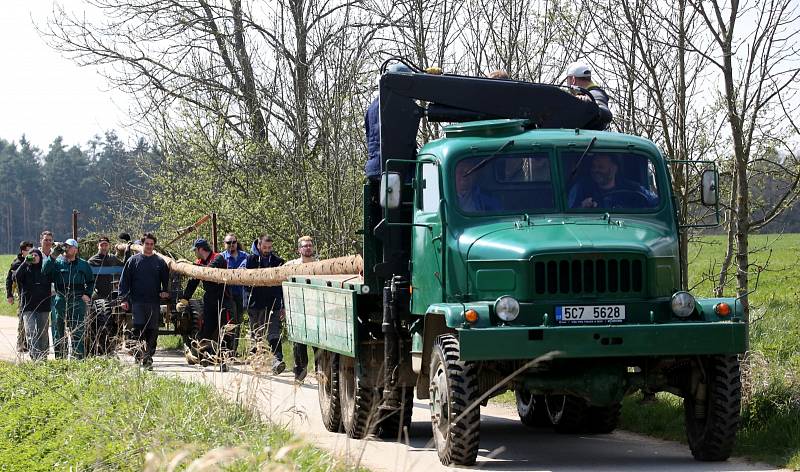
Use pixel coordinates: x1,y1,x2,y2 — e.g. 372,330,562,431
495,296,520,322
671,291,696,318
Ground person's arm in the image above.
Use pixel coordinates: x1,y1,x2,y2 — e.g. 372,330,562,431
82,261,95,301
118,258,132,301
41,254,55,278
589,88,612,129
159,260,170,294
210,254,227,269
5,263,14,300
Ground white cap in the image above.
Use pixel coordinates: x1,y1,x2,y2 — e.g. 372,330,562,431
565,61,592,79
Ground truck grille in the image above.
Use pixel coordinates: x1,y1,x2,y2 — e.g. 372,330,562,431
533,256,644,295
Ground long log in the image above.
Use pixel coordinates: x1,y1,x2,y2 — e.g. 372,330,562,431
116,243,362,287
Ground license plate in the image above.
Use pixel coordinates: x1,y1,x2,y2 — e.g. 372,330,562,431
555,305,626,324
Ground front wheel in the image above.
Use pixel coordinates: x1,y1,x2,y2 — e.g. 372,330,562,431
429,334,480,466
684,355,741,461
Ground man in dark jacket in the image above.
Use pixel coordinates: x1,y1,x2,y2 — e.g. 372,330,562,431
364,63,413,179
42,238,95,359
564,61,613,130
240,234,286,374
118,233,169,369
6,241,36,354
14,249,51,360
88,235,123,299
178,238,232,368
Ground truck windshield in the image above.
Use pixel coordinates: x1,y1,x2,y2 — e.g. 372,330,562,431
561,151,660,210
454,152,556,214
453,150,662,214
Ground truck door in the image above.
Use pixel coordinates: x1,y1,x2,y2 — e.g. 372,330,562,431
411,161,444,313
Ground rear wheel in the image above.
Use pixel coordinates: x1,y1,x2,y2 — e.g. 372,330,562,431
339,354,379,439
515,388,551,427
547,394,588,434
585,403,621,434
685,355,741,461
378,386,415,440
429,334,480,466
316,350,342,432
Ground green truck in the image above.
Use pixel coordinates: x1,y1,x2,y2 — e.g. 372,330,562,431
283,62,747,466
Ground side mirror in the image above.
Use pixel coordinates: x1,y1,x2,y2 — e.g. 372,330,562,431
380,172,401,209
701,169,718,206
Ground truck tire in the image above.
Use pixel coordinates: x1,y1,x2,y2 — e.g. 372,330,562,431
429,334,480,466
684,355,741,461
547,394,588,434
515,388,551,427
316,350,342,432
585,403,621,434
339,354,380,439
378,386,415,440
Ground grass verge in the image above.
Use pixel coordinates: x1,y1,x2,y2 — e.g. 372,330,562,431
0,358,354,471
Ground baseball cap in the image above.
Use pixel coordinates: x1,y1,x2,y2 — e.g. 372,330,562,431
98,236,110,243
192,238,210,251
64,238,79,248
565,61,592,79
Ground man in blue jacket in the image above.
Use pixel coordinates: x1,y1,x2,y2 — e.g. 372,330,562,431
241,234,286,374
221,232,248,357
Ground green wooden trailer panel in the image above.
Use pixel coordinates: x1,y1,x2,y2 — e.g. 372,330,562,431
282,281,358,357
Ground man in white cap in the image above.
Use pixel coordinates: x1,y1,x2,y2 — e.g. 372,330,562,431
42,238,95,359
564,61,612,130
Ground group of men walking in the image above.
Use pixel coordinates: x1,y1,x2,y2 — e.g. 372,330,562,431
5,230,317,381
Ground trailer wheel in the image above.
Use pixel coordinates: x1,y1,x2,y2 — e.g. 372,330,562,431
547,394,588,433
515,388,551,427
316,350,342,432
182,300,204,365
684,355,741,461
585,402,621,434
378,386,415,440
339,354,380,439
429,334,480,466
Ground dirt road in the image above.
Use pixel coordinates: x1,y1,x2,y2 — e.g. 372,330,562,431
0,315,783,471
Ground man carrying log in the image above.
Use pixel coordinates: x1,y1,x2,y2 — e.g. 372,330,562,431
283,235,319,382
177,238,232,371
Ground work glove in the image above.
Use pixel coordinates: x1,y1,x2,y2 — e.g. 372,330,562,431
176,298,189,312
425,66,443,75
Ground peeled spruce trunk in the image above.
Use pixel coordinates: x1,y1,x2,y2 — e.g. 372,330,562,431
117,243,362,287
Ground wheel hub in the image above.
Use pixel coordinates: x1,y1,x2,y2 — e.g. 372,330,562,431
430,364,450,441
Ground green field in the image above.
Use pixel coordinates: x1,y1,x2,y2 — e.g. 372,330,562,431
0,358,357,471
1,254,18,317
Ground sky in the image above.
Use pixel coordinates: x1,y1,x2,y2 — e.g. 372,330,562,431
0,2,133,152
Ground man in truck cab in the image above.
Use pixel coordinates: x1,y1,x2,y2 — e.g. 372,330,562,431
568,154,658,209
455,158,501,213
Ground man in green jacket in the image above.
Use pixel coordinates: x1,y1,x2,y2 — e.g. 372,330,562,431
42,238,94,359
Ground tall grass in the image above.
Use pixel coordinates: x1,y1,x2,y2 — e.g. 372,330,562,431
0,358,353,471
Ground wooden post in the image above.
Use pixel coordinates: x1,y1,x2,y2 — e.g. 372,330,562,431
72,210,79,240
211,212,218,252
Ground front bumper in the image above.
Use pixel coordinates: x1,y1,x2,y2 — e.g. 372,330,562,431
457,321,747,361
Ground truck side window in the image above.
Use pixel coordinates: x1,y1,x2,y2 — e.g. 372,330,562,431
421,162,440,213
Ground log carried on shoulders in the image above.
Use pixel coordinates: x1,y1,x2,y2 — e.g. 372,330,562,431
116,243,363,287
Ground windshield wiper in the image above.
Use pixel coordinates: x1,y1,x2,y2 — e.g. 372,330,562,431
569,136,597,179
465,140,515,176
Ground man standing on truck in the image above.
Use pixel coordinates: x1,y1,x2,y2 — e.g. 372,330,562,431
240,234,286,374
568,154,658,209
178,238,232,369
283,235,318,382
42,238,95,359
221,232,248,357
364,63,413,179
118,233,169,369
88,235,123,300
564,61,613,130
